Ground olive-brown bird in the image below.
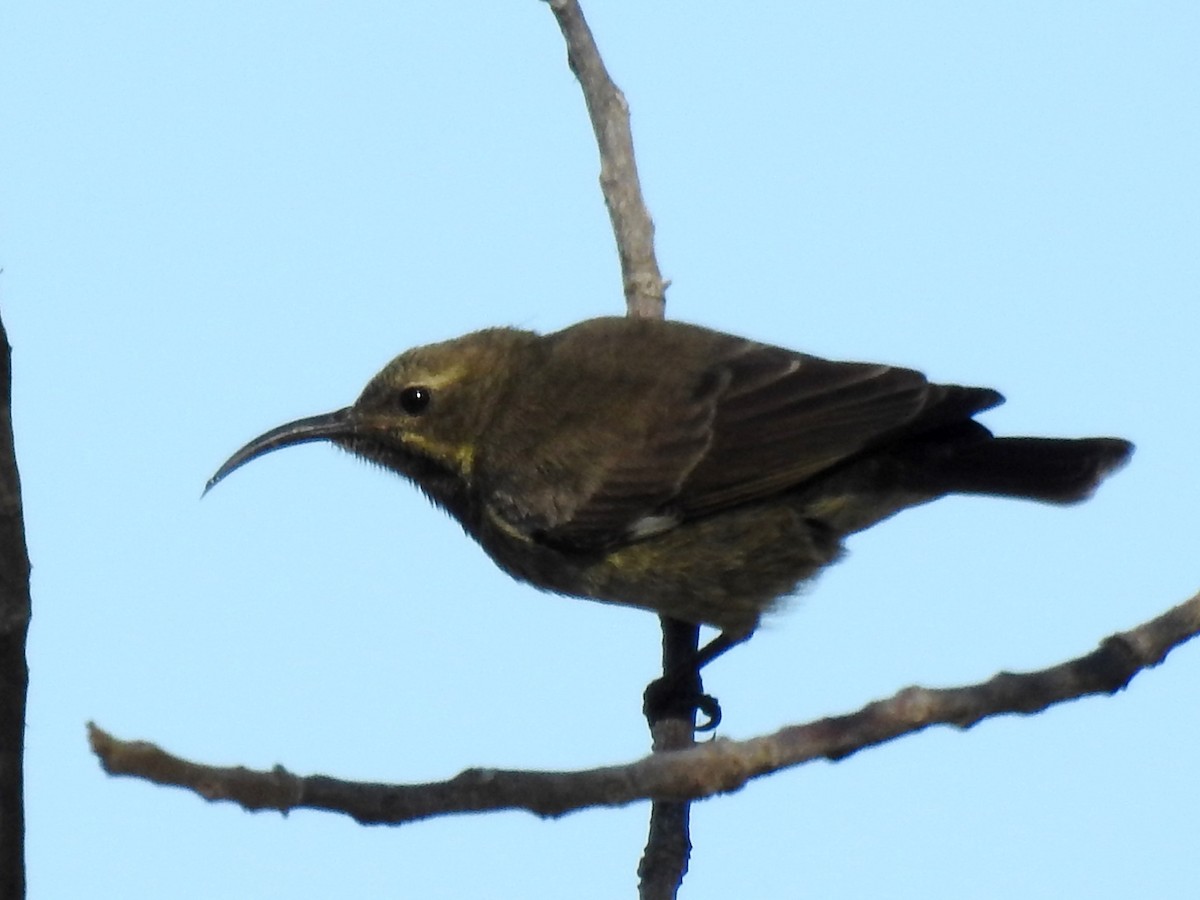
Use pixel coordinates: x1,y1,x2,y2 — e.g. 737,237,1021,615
207,317,1131,659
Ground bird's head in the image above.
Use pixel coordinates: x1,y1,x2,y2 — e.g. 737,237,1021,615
205,327,539,500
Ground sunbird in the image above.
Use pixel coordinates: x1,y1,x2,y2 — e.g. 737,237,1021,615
208,317,1131,678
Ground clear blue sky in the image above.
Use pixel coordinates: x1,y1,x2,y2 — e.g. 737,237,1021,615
3,3,1197,898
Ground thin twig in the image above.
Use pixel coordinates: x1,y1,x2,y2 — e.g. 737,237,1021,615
544,0,666,320
90,588,1200,823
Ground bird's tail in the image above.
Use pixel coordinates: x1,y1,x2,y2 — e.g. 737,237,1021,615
930,435,1133,504
795,424,1132,537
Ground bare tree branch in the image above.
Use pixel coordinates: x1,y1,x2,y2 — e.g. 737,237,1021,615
638,619,699,900
0,311,32,900
89,589,1200,823
545,0,666,320
542,2,685,895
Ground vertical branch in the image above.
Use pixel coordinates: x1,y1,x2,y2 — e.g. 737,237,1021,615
545,0,666,320
637,619,700,899
543,2,693,897
0,311,31,899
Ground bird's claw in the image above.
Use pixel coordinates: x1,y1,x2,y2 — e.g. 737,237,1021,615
643,673,722,731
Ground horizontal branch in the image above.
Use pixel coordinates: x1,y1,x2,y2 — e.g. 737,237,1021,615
90,587,1200,823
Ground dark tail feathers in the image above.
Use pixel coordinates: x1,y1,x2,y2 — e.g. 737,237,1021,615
937,436,1133,504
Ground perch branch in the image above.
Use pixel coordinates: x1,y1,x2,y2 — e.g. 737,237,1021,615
543,2,683,894
91,588,1200,823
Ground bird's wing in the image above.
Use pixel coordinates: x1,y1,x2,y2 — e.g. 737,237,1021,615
673,344,934,518
483,322,992,550
481,333,719,549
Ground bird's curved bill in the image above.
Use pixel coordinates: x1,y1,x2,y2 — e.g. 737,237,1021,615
204,407,354,495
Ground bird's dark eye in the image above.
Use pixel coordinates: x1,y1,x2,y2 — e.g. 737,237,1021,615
398,385,432,415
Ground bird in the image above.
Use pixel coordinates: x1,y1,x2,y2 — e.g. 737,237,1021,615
207,316,1132,689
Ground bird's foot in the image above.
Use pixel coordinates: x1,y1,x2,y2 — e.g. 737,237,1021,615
643,668,722,732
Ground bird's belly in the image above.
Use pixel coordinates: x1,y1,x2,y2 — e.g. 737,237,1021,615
482,503,843,635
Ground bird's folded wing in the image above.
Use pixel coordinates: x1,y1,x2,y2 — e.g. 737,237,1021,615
484,329,984,551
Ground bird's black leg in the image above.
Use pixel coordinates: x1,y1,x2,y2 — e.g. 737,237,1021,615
694,630,748,670
643,630,750,731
